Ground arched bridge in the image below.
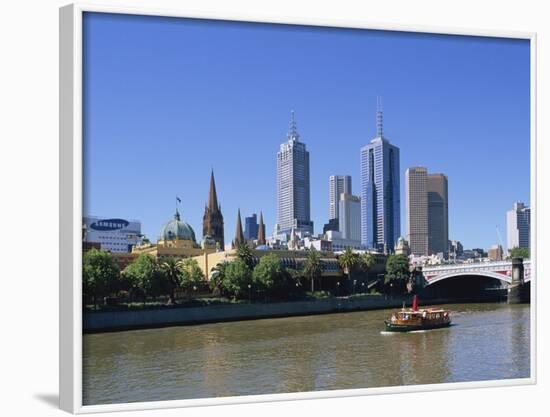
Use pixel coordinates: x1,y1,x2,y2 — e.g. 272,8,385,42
422,260,531,286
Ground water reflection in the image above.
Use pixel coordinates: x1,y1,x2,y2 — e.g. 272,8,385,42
83,303,530,405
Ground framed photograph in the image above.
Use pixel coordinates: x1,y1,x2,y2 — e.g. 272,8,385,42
60,3,536,413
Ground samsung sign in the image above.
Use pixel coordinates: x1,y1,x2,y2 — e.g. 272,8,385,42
89,218,130,231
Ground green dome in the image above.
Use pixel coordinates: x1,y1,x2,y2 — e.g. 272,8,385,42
159,210,196,242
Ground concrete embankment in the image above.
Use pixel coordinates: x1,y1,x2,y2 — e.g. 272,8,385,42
83,294,503,333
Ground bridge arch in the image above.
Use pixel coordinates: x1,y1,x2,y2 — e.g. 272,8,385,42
426,270,512,286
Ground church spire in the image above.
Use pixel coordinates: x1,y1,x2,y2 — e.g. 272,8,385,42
257,211,266,245
234,208,244,247
208,169,219,211
376,96,383,138
287,110,300,141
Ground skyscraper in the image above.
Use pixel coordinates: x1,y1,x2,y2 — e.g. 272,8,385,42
202,170,224,248
329,175,352,221
276,112,313,236
427,173,449,255
338,193,361,242
360,101,400,251
244,213,258,240
406,167,429,256
405,168,448,256
507,201,530,252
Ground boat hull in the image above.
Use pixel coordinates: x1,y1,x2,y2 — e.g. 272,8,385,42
384,320,451,332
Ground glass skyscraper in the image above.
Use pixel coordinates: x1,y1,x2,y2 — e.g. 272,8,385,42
276,112,313,236
360,104,400,251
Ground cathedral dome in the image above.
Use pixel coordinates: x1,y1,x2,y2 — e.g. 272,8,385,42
159,210,196,242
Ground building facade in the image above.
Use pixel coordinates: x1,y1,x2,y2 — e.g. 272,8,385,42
329,175,352,222
427,173,449,255
83,216,141,253
244,213,259,241
202,170,225,249
338,193,361,242
360,105,400,251
506,201,531,252
276,112,313,236
406,167,429,256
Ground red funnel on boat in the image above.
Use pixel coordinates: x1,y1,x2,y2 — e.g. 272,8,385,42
412,295,418,311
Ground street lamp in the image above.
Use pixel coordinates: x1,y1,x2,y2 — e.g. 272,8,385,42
336,281,340,298
248,284,252,303
361,282,365,294
353,279,357,295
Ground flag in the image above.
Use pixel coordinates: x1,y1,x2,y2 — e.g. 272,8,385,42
176,196,181,203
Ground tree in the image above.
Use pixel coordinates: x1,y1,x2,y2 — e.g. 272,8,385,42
222,258,253,299
385,254,410,294
236,243,255,270
253,253,286,294
179,257,205,294
360,252,375,275
509,247,529,259
122,253,160,299
159,257,184,303
210,261,229,295
303,248,322,292
83,249,120,307
338,247,359,281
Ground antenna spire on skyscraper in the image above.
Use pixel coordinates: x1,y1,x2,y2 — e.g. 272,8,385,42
376,96,383,138
288,110,300,141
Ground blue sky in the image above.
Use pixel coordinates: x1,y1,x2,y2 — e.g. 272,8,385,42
83,12,530,250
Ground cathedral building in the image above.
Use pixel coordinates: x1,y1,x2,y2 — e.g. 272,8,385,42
202,170,225,249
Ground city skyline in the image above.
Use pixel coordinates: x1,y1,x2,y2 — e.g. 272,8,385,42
83,12,530,250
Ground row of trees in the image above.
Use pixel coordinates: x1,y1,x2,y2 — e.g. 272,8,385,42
83,246,413,306
82,248,205,305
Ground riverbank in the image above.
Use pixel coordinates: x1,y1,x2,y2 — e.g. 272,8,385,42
83,293,507,333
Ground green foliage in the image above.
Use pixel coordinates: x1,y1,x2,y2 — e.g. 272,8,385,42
209,261,229,294
303,248,322,292
252,253,286,292
222,258,253,298
83,249,120,301
509,247,529,259
179,257,205,291
360,252,375,272
236,243,255,269
385,254,410,294
338,247,360,279
123,253,161,297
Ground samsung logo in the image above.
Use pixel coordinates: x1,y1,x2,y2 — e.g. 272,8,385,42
90,218,129,231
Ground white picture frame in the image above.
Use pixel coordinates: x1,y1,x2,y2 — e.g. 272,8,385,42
59,2,537,413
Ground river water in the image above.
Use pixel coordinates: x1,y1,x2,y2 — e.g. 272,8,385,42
83,303,530,405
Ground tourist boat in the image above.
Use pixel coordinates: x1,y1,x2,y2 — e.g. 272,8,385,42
384,295,451,332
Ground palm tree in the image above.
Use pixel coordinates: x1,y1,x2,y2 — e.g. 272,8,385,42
236,243,255,270
303,248,322,292
338,247,359,281
210,261,229,295
160,257,183,304
360,252,375,276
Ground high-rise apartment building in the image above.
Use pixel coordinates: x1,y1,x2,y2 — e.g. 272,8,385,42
507,201,531,252
276,112,313,236
338,193,361,242
360,102,400,251
329,175,352,222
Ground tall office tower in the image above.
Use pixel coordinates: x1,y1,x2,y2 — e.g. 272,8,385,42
427,173,449,255
507,201,531,252
338,193,361,242
202,170,225,248
244,213,258,240
329,175,352,222
360,101,400,251
406,167,429,256
276,111,313,236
